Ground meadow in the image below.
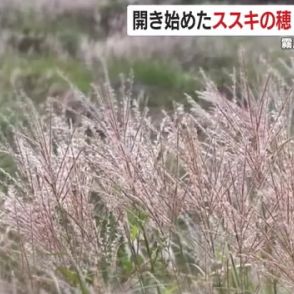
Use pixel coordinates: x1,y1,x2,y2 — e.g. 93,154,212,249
0,1,293,293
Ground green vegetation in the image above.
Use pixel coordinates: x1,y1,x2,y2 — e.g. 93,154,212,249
108,57,198,107
0,54,93,101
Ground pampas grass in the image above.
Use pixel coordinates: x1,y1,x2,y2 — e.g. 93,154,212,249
0,64,293,293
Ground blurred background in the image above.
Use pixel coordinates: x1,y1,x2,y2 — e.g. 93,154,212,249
0,0,291,116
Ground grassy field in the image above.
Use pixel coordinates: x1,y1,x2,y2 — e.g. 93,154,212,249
0,1,294,294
